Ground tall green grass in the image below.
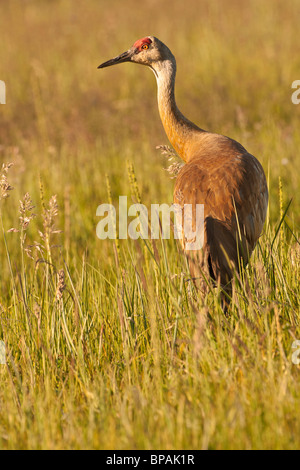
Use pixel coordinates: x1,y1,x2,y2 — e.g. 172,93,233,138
0,0,299,450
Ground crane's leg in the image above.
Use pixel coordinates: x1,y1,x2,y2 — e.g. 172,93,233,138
184,238,234,313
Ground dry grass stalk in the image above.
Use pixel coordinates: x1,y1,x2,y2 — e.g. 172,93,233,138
19,192,36,230
56,269,65,301
0,163,14,200
156,145,184,179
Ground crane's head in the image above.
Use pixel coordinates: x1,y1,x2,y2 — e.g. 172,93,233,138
98,36,174,73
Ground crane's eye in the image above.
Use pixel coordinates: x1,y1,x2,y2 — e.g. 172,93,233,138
141,44,149,50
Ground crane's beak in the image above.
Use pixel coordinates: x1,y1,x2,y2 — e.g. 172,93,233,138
98,49,134,69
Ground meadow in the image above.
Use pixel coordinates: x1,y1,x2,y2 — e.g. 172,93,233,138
0,0,300,450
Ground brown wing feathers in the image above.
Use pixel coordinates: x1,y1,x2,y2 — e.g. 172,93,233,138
174,151,268,292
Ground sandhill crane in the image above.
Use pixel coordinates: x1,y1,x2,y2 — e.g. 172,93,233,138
98,36,268,305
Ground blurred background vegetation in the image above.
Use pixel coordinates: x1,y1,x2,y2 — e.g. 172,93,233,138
1,0,300,230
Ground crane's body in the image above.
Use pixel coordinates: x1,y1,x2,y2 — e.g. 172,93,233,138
99,36,268,301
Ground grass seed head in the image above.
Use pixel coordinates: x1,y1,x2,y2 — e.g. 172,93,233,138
19,192,36,229
56,269,65,301
0,163,14,200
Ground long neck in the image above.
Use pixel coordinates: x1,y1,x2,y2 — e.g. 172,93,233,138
153,59,204,162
